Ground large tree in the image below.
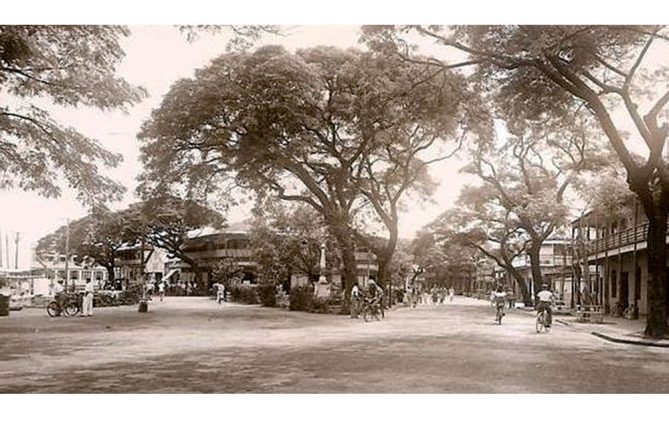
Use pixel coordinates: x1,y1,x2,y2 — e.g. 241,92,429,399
35,208,130,281
138,45,472,302
249,201,339,287
0,26,146,205
364,25,669,336
431,186,533,304
123,196,225,291
461,117,607,298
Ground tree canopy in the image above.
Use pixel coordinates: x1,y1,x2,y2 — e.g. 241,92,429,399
138,44,482,295
0,25,146,205
364,25,669,336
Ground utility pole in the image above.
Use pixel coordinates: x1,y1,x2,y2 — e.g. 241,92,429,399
64,219,70,289
5,233,9,270
14,232,20,269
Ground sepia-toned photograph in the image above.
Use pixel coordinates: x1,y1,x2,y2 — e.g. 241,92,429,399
2,1,669,431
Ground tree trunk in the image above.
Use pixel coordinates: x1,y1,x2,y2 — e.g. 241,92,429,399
104,264,115,283
644,212,669,337
329,224,357,306
528,241,544,302
507,265,531,306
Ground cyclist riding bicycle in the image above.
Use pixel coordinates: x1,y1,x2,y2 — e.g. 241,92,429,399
492,287,507,316
536,284,554,328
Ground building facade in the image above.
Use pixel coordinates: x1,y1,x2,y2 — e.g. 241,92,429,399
34,252,108,290
508,239,575,303
570,201,658,315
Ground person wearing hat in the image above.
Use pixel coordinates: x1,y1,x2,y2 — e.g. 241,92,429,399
536,283,555,328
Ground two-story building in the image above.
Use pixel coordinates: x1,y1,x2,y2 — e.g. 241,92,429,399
34,252,108,290
508,239,575,303
115,244,168,285
570,201,654,315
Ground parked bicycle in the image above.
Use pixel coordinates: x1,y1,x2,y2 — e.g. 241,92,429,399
46,291,82,317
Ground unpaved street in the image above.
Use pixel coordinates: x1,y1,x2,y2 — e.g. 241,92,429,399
1,297,667,393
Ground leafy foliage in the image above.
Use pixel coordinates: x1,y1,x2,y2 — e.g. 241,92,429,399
138,44,486,295
363,25,669,335
288,285,315,312
228,285,259,304
249,201,337,285
257,284,277,307
35,207,131,278
0,26,146,205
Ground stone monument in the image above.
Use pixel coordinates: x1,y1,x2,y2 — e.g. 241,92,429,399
314,242,331,297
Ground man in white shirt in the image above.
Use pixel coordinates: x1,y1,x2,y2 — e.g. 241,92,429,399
536,284,555,328
158,281,166,302
82,278,94,317
216,283,225,304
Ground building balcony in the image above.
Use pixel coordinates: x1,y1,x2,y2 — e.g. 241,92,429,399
183,248,253,260
584,223,649,256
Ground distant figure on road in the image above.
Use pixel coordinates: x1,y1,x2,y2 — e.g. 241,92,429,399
372,281,385,319
82,278,94,317
216,283,226,304
158,281,166,302
507,288,516,308
350,282,361,318
449,287,454,302
492,287,507,313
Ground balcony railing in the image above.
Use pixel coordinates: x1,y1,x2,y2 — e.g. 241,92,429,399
585,223,649,255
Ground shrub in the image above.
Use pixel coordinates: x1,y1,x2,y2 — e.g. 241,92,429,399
229,285,259,304
311,296,330,314
257,284,277,307
289,285,314,312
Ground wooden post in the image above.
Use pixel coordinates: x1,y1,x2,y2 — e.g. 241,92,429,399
618,217,623,309
633,199,639,310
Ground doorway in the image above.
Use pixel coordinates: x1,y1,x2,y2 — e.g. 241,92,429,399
621,271,629,309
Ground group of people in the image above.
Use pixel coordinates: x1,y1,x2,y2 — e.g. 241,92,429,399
144,280,167,301
404,286,455,308
350,280,385,319
490,283,555,328
51,278,96,316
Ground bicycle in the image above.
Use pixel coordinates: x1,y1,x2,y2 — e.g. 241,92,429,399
360,297,381,322
611,302,624,317
536,309,549,333
495,302,504,325
46,291,81,317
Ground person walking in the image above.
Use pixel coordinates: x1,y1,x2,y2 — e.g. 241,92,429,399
216,283,226,304
82,278,94,317
350,282,361,318
158,280,166,302
449,287,455,302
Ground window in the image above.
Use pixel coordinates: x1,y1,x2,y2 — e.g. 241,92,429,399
82,270,92,280
57,270,66,280
70,270,79,281
94,271,104,281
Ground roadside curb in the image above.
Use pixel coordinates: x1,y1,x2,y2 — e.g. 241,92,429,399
591,331,669,348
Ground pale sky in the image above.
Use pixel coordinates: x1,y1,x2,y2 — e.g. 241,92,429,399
0,25,472,268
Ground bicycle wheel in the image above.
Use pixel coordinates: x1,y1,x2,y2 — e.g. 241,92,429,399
64,302,80,317
536,313,545,333
46,301,61,317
